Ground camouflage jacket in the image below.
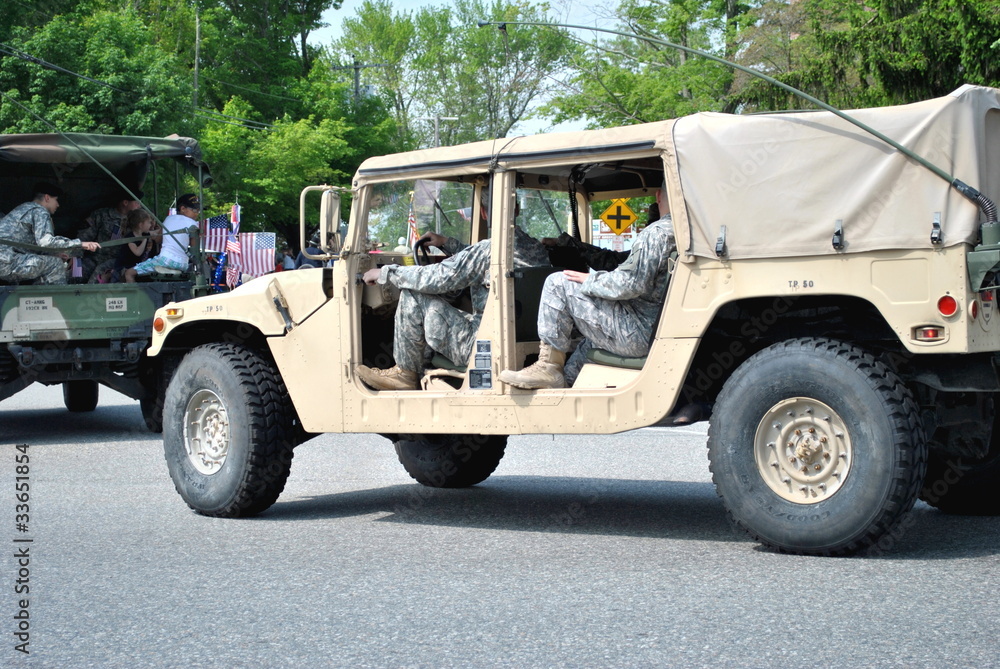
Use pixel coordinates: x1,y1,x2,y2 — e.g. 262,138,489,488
79,207,125,264
378,226,550,315
0,202,80,261
580,216,675,332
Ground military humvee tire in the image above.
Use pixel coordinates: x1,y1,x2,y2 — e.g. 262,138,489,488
707,338,926,556
163,343,296,517
140,394,163,433
63,380,99,412
393,434,507,487
920,421,1000,515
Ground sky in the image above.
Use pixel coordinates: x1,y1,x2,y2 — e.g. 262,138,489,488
309,0,608,135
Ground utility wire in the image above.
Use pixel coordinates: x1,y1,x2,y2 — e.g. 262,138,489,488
0,42,277,131
196,108,275,128
0,42,128,93
200,74,301,103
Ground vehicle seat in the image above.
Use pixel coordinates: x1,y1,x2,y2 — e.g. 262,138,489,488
513,265,562,341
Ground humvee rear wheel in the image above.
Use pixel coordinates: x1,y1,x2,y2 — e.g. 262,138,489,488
708,338,925,556
163,344,297,517
394,434,507,487
63,380,99,412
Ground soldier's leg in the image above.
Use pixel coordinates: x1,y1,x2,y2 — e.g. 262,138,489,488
422,299,477,367
6,254,67,285
541,274,648,357
392,289,475,371
391,289,430,373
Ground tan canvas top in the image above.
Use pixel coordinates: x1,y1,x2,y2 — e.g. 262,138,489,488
671,85,1000,259
355,85,1000,260
354,122,675,184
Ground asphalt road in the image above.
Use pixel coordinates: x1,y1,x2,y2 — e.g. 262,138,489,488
0,383,997,668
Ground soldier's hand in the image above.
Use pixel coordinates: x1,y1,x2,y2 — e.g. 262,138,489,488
563,269,589,284
361,268,381,285
417,232,447,249
81,241,100,252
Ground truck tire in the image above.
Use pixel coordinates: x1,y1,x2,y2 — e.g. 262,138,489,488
163,343,297,517
920,409,1000,515
393,434,507,487
139,356,178,434
63,380,99,412
707,338,925,556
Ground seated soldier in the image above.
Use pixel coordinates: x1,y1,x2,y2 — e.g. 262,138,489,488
499,183,674,389
356,202,549,391
79,195,141,280
0,183,100,284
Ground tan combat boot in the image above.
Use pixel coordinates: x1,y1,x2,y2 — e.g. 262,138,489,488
356,364,419,390
498,343,567,389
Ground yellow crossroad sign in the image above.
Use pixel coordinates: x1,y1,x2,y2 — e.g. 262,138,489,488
599,198,637,235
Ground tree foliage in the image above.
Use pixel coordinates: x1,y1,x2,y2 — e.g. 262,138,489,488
335,0,574,146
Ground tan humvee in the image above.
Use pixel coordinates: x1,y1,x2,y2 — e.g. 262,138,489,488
150,85,1000,556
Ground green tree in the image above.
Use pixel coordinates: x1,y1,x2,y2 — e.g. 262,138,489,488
733,0,1000,111
335,0,574,146
335,0,418,144
0,8,191,135
544,0,752,127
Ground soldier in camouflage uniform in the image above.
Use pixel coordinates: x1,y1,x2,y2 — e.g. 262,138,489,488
79,197,140,280
357,224,550,390
0,183,100,285
500,185,675,389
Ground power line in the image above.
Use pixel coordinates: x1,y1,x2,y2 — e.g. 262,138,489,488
200,74,301,102
196,108,275,128
195,113,268,130
0,42,128,93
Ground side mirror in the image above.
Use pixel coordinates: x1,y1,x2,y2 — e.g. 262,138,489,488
299,185,342,260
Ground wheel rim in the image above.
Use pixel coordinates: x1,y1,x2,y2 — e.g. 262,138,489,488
753,397,853,504
182,389,231,475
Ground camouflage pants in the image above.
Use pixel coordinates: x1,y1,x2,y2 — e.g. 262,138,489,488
0,253,68,285
394,289,479,373
538,273,652,384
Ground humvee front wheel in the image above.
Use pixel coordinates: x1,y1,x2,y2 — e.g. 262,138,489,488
63,380,98,412
163,344,296,517
394,434,507,487
708,338,925,556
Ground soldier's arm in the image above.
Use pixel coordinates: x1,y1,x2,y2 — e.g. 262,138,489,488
381,241,488,295
32,210,81,251
581,225,673,301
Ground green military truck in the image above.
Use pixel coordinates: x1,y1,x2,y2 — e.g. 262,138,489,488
151,86,1000,556
0,133,209,429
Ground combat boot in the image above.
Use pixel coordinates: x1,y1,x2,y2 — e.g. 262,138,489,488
356,364,419,390
498,343,566,389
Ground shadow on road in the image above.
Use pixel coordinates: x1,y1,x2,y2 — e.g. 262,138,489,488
0,403,147,443
262,477,1000,558
265,475,735,542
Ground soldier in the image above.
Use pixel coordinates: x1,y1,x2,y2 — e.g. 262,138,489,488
356,205,550,391
79,195,141,279
0,183,100,285
499,183,675,390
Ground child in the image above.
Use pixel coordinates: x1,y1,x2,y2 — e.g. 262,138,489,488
115,209,155,282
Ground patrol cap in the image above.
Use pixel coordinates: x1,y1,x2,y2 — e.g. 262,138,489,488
177,193,201,210
33,182,63,199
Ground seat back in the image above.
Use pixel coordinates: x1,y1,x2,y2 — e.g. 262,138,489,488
514,265,561,341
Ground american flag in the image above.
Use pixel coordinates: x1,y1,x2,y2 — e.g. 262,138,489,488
226,203,241,255
406,196,420,249
228,232,276,285
200,215,230,253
